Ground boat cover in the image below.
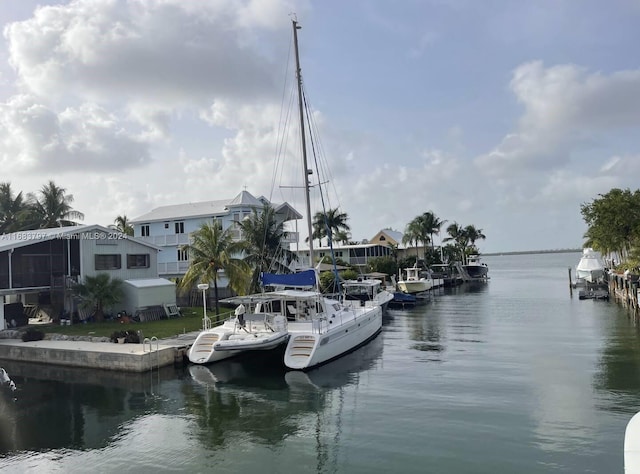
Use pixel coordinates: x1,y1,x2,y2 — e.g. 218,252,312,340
261,269,317,288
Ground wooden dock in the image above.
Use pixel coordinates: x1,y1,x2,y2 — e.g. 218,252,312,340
609,272,640,318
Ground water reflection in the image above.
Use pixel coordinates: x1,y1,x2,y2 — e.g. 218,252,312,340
594,311,640,414
184,334,384,453
0,359,176,454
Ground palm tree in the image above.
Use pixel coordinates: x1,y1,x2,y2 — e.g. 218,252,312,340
443,222,468,263
463,225,486,254
421,211,446,259
238,204,297,293
179,222,249,315
0,182,29,233
402,219,421,262
73,273,124,322
114,215,134,236
307,208,350,247
28,180,84,228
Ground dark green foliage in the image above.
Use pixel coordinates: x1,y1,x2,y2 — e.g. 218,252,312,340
21,328,45,342
367,256,398,278
110,330,140,344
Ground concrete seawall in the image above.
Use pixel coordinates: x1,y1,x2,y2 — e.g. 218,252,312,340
0,339,182,372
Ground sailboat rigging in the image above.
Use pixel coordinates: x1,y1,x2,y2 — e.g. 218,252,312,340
195,18,384,370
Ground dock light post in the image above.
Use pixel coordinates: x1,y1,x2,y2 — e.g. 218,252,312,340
197,283,211,330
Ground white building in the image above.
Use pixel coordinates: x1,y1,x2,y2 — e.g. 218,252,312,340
130,190,302,278
0,224,165,328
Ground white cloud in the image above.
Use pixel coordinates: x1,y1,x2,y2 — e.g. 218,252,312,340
476,61,640,177
0,94,150,172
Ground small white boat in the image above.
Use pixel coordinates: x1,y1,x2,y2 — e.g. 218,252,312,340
0,367,16,400
187,304,289,365
575,248,605,283
397,265,433,294
342,277,394,312
463,255,489,280
625,412,640,473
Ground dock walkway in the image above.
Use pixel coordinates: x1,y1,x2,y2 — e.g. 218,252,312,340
0,332,199,373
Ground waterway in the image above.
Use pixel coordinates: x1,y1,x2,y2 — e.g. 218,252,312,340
1,252,639,473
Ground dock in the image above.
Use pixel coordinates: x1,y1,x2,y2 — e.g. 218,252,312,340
0,332,198,373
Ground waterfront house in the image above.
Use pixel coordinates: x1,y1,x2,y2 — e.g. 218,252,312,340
129,190,302,280
0,224,167,329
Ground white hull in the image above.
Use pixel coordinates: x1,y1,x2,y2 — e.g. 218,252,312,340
626,412,640,473
188,316,288,365
397,279,432,294
284,305,382,370
576,248,605,284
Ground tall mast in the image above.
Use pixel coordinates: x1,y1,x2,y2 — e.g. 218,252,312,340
292,19,314,267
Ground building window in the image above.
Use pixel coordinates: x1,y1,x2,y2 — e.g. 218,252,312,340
95,254,121,270
127,254,150,269
175,222,184,234
335,251,343,257
164,222,169,229
177,248,189,262
380,235,386,241
141,225,150,237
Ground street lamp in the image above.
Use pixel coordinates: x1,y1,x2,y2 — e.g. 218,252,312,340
197,283,210,330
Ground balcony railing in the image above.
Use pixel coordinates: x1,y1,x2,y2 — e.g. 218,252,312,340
139,234,190,247
158,261,190,275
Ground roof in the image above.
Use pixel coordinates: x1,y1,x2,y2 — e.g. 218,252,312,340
124,278,176,288
226,190,264,208
130,198,232,223
0,224,161,253
130,190,301,223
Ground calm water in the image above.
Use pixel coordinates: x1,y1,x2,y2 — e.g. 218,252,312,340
2,253,640,473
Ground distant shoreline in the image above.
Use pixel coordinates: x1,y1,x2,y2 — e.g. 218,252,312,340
483,249,581,256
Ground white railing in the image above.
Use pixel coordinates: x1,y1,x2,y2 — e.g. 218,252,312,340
158,261,190,275
138,234,190,247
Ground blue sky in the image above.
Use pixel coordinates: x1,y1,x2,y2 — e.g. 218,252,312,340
1,0,640,253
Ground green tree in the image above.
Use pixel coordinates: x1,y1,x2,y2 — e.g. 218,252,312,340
443,222,468,263
402,220,421,261
238,204,297,293
308,208,351,247
73,273,124,322
114,215,134,236
179,222,249,315
0,182,29,233
28,180,84,228
581,188,640,261
463,225,486,254
367,256,398,279
406,211,447,261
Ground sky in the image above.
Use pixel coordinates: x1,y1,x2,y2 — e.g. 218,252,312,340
2,0,640,253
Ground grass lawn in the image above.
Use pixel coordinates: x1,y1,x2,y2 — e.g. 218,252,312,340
36,307,234,340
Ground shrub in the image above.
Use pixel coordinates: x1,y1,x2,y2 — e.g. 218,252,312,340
22,328,45,342
110,330,140,344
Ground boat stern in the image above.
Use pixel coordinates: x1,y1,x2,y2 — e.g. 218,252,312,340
284,334,319,369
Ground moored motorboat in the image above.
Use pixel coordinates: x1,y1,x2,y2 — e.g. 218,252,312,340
575,248,605,284
397,265,433,294
342,277,394,312
462,255,489,280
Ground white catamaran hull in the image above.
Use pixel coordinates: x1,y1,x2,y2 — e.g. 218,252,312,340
284,306,382,370
188,315,288,365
